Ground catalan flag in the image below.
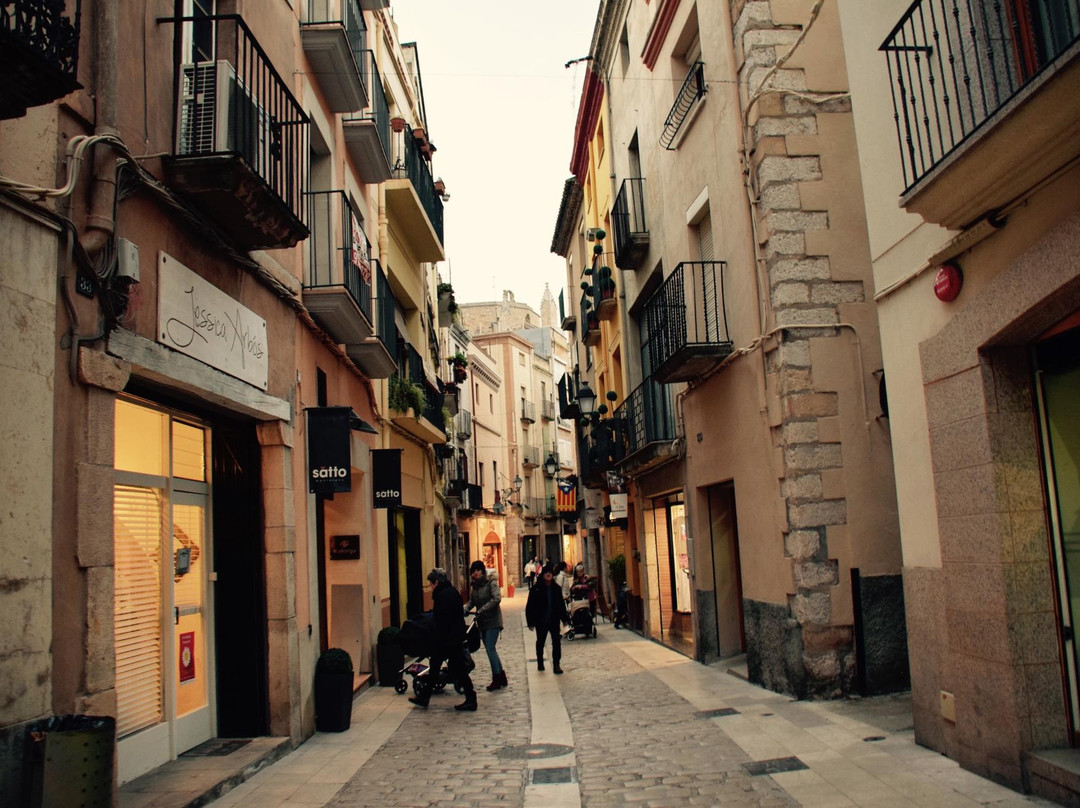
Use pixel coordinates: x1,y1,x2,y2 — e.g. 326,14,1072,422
556,480,577,514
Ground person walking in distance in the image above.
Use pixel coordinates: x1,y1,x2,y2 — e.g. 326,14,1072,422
467,560,507,691
409,568,478,711
526,564,568,674
524,558,535,590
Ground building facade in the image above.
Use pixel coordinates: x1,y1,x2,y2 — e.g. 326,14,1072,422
0,0,449,794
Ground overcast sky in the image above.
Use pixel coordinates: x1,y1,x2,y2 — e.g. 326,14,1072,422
389,1,600,316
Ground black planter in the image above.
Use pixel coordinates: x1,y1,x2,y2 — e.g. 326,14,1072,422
314,671,354,732
377,643,404,687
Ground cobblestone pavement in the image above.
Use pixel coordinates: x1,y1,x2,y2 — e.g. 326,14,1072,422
213,593,1055,808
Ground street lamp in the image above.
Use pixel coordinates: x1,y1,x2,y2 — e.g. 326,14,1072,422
544,454,559,478
576,382,596,416
512,475,522,494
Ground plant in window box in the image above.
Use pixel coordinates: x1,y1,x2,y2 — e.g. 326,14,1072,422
376,627,404,690
448,351,468,383
314,648,354,732
389,374,427,420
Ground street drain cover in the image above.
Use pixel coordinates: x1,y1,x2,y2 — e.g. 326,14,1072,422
695,707,740,718
180,739,251,757
531,766,575,785
497,743,574,761
742,757,808,776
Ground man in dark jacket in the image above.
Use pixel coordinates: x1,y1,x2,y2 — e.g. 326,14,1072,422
409,568,478,711
525,564,569,674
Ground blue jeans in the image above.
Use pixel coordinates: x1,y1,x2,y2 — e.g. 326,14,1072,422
481,627,503,675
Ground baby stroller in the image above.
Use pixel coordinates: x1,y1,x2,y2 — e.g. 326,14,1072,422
395,610,479,696
565,583,597,640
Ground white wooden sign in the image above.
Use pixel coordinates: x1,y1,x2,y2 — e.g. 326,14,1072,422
157,252,268,390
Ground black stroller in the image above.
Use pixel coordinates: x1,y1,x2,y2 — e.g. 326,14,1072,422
395,610,480,696
565,583,597,639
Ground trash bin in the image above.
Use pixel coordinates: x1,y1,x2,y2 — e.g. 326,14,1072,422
25,715,115,808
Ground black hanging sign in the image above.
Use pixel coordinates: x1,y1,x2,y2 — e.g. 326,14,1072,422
307,406,352,494
372,449,402,508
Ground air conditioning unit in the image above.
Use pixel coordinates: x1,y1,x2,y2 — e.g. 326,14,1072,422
177,60,271,171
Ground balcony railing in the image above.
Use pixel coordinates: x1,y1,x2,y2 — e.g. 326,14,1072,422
391,125,444,244
345,259,397,378
580,290,601,347
343,49,391,182
0,0,82,119
521,445,541,468
882,0,1080,192
304,190,373,344
644,261,732,384
616,377,676,472
544,496,559,518
613,177,649,269
578,417,624,485
541,399,556,421
520,399,536,423
164,14,309,249
301,0,367,112
559,288,576,331
455,409,472,440
406,343,443,428
660,61,705,150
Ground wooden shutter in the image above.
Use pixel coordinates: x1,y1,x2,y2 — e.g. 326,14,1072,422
696,210,714,261
114,485,165,738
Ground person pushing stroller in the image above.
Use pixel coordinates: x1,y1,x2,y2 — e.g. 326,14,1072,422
408,568,478,711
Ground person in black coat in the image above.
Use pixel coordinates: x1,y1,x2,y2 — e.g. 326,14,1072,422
525,564,569,674
409,568,478,711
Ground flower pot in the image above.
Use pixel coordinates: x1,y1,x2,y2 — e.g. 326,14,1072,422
377,643,404,687
390,117,406,133
314,671,354,732
454,367,468,383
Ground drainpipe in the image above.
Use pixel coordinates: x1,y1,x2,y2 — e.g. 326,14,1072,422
82,0,120,255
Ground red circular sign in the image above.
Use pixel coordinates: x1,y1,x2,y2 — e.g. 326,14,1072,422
933,263,963,302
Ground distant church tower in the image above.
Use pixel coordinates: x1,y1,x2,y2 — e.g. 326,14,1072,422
540,284,557,329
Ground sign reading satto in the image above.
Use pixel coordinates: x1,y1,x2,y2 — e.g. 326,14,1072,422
157,252,268,390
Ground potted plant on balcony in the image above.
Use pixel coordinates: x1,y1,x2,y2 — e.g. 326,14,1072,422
314,647,354,732
596,266,617,320
390,116,407,133
389,374,427,420
448,351,468,383
376,627,403,689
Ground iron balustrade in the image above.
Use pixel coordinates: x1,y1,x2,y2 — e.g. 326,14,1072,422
881,0,1080,191
455,408,472,440
580,289,600,343
541,399,556,421
405,343,442,426
167,14,309,229
306,190,372,323
303,0,366,74
544,496,559,518
616,377,676,461
578,416,625,481
344,49,390,156
1,0,82,119
391,124,444,244
520,399,536,423
660,61,706,150
371,259,396,353
643,261,731,382
521,445,541,468
613,177,648,266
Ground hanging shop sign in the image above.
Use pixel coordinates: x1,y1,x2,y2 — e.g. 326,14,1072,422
307,407,353,494
609,493,628,520
372,449,403,508
157,252,268,390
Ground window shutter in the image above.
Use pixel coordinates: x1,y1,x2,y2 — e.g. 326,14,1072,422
696,211,714,261
114,485,165,738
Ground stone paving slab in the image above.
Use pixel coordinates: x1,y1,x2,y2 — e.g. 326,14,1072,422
204,592,1056,808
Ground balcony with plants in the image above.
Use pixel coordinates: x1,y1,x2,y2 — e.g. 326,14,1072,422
613,178,649,270
881,0,1080,228
387,342,445,445
343,49,392,183
0,0,82,119
385,121,445,262
163,14,309,250
580,289,601,347
437,283,458,328
303,190,373,345
301,0,367,113
576,396,626,490
346,260,397,378
643,261,732,384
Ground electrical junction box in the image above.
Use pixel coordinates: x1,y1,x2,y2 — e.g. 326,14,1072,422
117,238,140,281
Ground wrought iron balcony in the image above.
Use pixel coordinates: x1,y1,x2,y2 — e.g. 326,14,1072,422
386,123,444,261
346,260,397,378
643,261,732,384
613,177,649,269
521,445,541,469
520,398,536,423
343,50,392,183
541,399,556,421
303,190,373,345
301,0,367,112
881,0,1080,226
163,14,309,250
580,290,601,347
660,62,705,150
455,409,472,440
616,377,676,474
0,0,82,119
559,288,576,332
578,416,625,488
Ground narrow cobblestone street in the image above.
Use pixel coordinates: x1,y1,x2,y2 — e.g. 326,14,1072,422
208,594,1055,808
